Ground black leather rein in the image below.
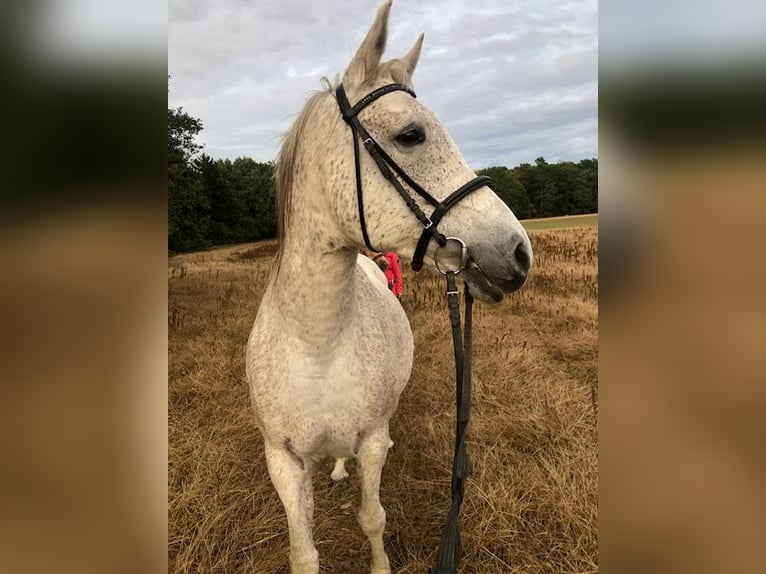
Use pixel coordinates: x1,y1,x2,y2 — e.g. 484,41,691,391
336,82,485,573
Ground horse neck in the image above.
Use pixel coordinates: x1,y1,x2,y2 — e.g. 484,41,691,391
271,191,359,347
267,89,365,346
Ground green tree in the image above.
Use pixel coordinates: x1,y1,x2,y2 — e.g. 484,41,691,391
226,158,275,241
168,106,203,166
201,158,276,244
578,158,599,212
515,160,544,216
168,105,208,251
477,166,532,219
507,157,598,218
247,160,276,240
168,164,209,251
196,154,238,244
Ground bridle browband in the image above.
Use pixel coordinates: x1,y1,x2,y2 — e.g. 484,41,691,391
335,83,491,272
337,82,484,573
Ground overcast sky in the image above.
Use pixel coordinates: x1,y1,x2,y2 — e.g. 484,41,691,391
168,0,597,169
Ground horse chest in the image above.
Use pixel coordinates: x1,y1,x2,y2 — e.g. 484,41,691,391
247,289,413,457
271,327,406,414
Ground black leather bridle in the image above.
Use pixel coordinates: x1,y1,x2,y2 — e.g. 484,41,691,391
335,83,491,272
336,82,484,573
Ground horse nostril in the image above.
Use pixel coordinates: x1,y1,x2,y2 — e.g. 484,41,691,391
514,243,531,273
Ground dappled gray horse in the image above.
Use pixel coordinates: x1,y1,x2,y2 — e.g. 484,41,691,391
246,2,532,572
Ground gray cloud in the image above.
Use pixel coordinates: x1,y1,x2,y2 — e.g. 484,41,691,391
169,0,597,168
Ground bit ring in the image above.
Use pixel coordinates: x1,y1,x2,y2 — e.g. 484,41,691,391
435,237,468,276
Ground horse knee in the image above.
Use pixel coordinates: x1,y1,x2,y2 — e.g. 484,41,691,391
358,502,386,536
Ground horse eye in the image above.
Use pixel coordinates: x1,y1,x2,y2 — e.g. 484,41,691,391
395,126,425,146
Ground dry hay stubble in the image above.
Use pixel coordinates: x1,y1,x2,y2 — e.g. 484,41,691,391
169,228,598,573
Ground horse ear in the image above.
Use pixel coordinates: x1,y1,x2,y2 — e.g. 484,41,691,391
401,33,424,82
344,0,392,89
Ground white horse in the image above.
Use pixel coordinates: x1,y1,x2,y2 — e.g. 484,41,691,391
246,2,533,572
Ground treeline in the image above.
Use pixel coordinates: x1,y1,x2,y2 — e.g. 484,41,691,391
169,106,597,252
169,153,277,252
478,157,598,221
168,106,276,252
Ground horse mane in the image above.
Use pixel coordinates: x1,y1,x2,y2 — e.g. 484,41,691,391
274,77,337,270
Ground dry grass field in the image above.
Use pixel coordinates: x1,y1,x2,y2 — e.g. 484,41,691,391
169,225,598,573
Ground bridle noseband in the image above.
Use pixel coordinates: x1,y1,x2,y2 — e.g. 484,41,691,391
335,83,491,272
337,82,485,573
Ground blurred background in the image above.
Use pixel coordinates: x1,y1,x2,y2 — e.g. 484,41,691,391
600,1,765,572
0,0,764,572
0,1,166,573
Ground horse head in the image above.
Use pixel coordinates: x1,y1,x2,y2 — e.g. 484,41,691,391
330,1,533,302
288,1,533,302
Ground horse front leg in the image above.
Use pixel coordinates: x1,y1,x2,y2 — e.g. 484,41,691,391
264,441,318,574
356,424,392,574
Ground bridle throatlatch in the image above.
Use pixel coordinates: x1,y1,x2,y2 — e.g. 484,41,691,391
337,83,487,573
335,83,491,271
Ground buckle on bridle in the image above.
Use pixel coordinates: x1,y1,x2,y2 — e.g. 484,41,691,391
423,217,433,230
434,237,469,276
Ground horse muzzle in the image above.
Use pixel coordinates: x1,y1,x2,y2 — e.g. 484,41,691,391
461,235,532,303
